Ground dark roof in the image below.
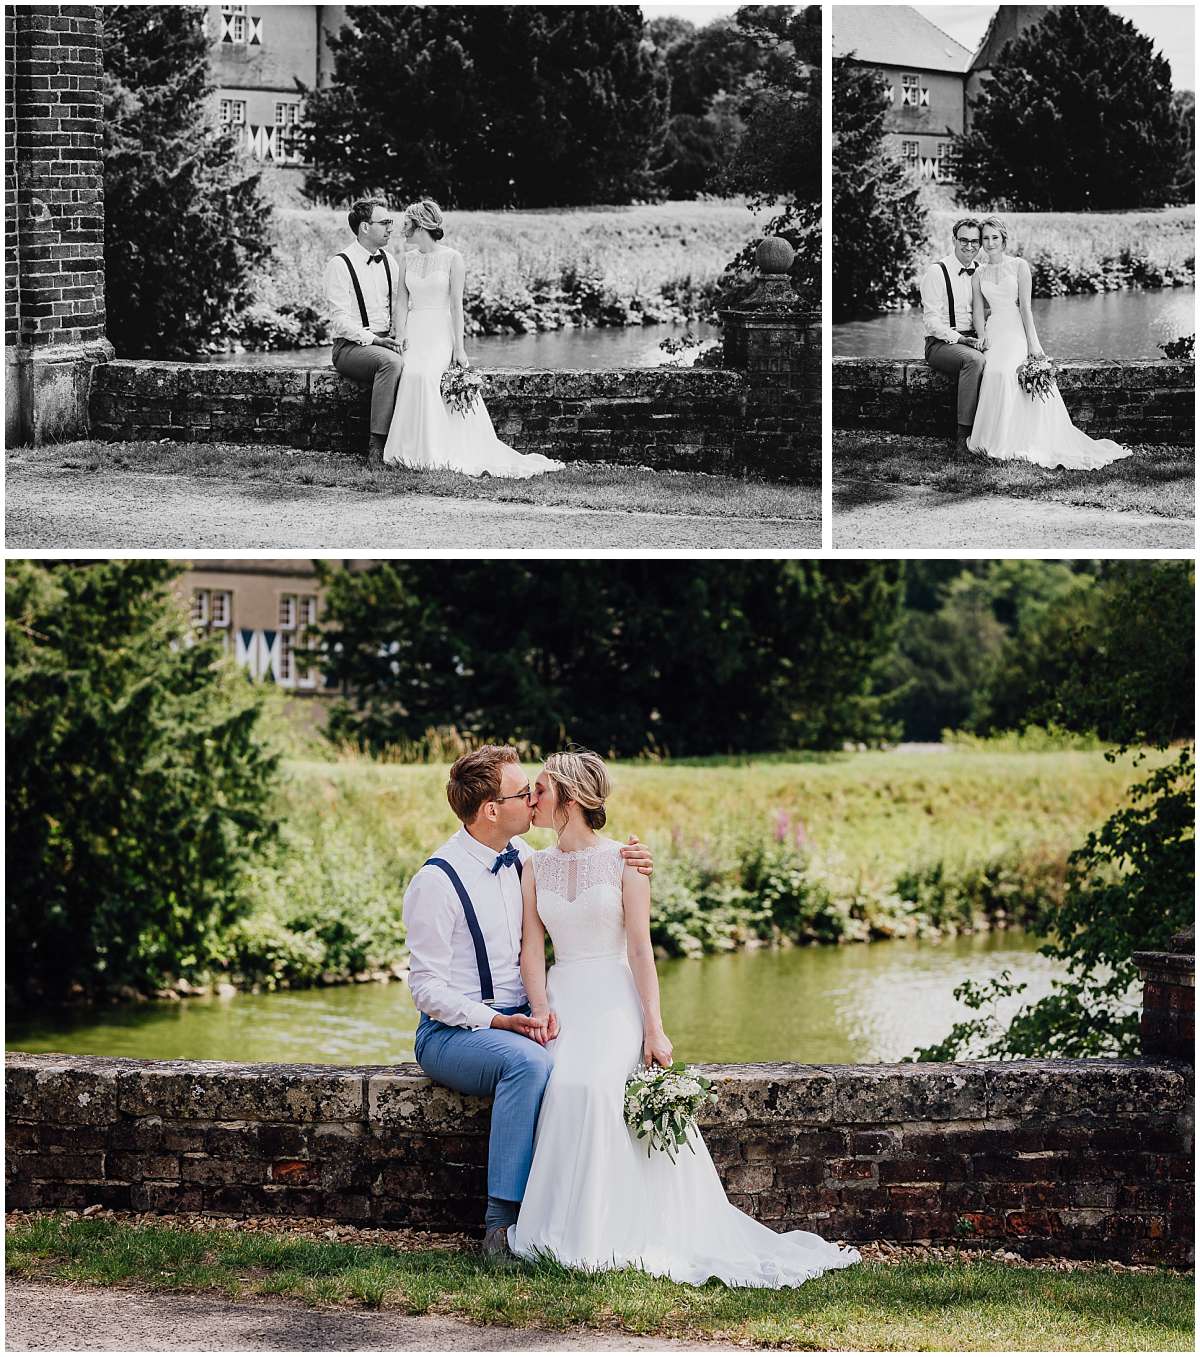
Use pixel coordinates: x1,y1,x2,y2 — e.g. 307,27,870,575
833,6,973,73
970,6,1055,71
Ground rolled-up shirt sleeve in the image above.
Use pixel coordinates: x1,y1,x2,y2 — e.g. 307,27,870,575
403,867,497,1031
920,265,961,345
323,255,375,346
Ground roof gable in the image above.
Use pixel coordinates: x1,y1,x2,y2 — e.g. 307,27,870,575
833,5,972,74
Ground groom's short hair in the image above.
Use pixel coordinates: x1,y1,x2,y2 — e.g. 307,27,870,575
952,217,982,242
348,196,389,234
447,745,520,823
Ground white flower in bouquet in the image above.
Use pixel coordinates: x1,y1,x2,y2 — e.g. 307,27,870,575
623,1060,718,1163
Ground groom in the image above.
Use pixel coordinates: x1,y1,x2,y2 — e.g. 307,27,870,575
920,217,988,457
323,196,406,466
402,745,653,1261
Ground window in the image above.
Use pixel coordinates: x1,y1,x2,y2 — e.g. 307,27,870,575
900,140,919,165
934,141,958,181
278,592,318,689
221,3,247,44
192,588,233,652
274,100,302,162
900,73,931,109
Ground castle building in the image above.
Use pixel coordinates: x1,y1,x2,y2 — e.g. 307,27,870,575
833,6,1055,184
204,4,347,165
175,558,354,699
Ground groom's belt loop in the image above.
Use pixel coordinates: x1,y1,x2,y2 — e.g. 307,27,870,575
424,857,500,1005
338,252,392,332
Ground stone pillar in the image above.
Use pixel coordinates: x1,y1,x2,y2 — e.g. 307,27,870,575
5,4,112,446
720,237,819,483
1133,926,1194,1061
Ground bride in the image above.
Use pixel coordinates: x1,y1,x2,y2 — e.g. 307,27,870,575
967,216,1132,470
508,749,862,1288
383,200,563,478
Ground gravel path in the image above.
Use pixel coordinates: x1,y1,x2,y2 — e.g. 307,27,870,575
5,468,817,551
3,1281,712,1352
833,479,1194,550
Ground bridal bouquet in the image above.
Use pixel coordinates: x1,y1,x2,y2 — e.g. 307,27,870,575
1016,355,1060,402
441,365,483,417
624,1061,718,1163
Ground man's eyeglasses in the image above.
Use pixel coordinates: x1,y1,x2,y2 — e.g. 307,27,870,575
493,786,532,804
370,218,394,227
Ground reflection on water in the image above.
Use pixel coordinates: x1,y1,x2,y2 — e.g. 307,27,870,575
6,929,1091,1067
195,322,721,372
833,288,1195,360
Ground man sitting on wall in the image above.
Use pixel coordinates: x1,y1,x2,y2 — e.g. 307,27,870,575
920,218,987,458
323,197,405,465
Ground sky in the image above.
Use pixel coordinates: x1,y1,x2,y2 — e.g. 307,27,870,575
915,5,1195,91
643,5,740,23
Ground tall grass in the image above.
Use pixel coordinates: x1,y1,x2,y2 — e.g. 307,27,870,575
207,748,1161,989
244,200,767,348
922,207,1195,297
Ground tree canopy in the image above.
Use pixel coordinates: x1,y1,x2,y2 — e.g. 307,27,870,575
832,55,928,318
300,6,669,208
5,561,280,1003
956,5,1189,210
312,561,906,758
101,5,271,356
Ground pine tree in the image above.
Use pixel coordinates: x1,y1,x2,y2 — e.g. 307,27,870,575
832,56,929,319
301,7,669,208
956,5,1187,210
5,562,280,1002
101,6,272,357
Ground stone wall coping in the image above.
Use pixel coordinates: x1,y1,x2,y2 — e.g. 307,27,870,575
1133,950,1197,980
7,1052,1191,1128
834,355,1194,382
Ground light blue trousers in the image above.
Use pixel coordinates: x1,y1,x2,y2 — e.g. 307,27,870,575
414,1005,552,1203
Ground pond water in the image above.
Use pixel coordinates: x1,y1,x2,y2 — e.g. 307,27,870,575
833,288,1195,360
5,929,1085,1067
199,322,720,372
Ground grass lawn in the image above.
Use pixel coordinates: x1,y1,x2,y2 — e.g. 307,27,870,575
833,431,1194,519
10,441,817,522
6,1214,1192,1351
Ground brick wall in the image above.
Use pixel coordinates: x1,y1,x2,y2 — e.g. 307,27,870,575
7,5,106,349
89,362,758,476
6,1053,1192,1265
833,357,1195,446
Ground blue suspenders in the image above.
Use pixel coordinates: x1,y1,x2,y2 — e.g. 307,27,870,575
423,845,521,1007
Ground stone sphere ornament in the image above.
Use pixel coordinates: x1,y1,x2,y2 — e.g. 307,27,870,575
756,236,795,276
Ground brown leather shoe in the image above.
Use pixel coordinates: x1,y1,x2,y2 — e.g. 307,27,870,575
367,433,386,466
481,1225,517,1268
955,424,973,457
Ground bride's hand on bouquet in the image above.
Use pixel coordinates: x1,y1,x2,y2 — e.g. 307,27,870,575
643,1029,673,1068
452,349,470,368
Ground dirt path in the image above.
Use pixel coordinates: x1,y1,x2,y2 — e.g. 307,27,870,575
833,479,1194,550
3,1280,712,1352
5,468,817,551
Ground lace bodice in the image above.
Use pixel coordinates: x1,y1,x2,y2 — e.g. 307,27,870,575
532,839,626,963
978,257,1020,309
404,247,456,312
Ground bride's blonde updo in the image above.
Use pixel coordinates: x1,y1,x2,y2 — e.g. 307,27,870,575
404,199,445,241
979,215,1009,250
543,748,611,832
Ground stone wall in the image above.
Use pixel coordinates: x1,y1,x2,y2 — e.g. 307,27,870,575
833,357,1195,445
89,362,751,475
6,1053,1192,1265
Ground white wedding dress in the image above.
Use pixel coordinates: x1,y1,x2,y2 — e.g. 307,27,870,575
508,839,862,1288
968,258,1132,470
382,247,563,478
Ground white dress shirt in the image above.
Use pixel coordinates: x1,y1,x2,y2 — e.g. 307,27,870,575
403,827,533,1030
323,238,398,345
920,253,976,344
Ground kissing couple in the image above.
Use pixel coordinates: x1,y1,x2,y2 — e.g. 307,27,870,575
921,216,1132,470
322,196,562,479
402,745,862,1287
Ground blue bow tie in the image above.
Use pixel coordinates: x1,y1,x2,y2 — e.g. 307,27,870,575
490,846,520,874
